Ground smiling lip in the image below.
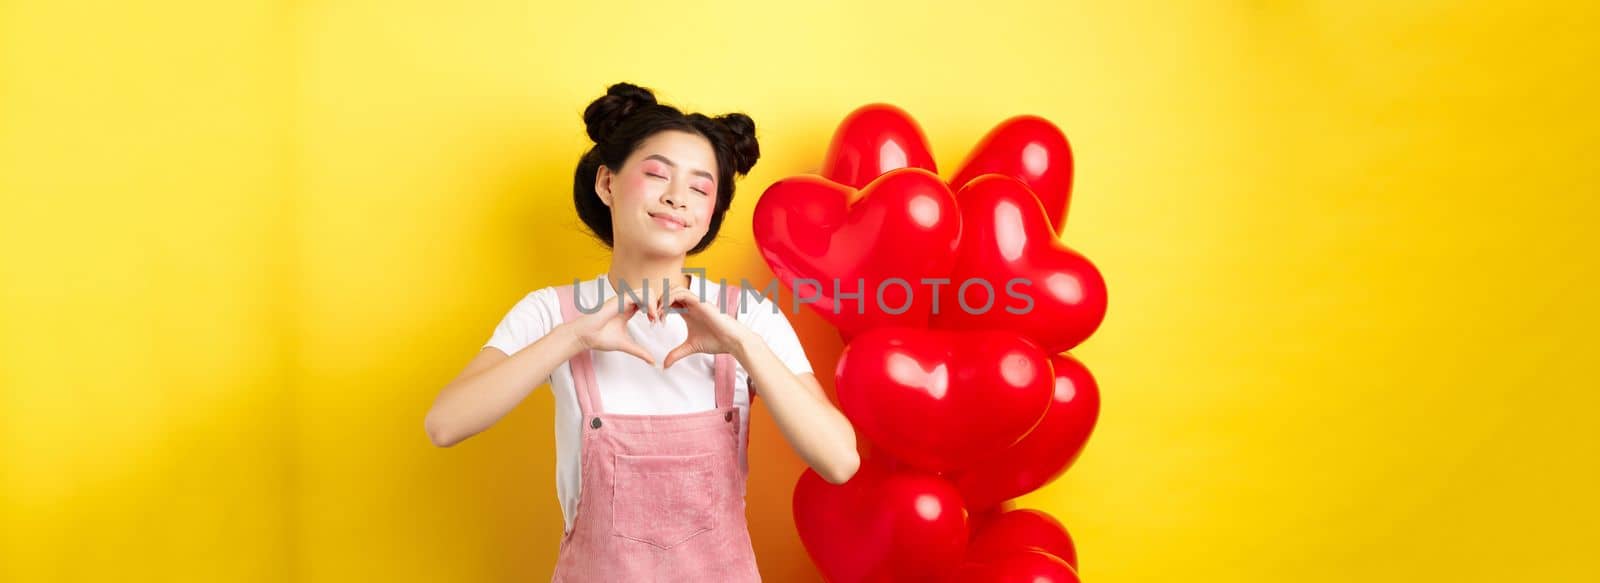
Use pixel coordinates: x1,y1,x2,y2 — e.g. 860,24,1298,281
649,212,688,230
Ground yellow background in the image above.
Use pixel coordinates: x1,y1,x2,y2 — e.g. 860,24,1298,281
3,1,1596,581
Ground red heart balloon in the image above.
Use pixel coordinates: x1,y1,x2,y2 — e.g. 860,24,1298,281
948,549,1080,583
967,499,1019,534
951,116,1075,232
932,175,1107,353
967,508,1078,570
753,168,961,339
793,461,968,582
835,327,1054,472
820,103,938,189
952,353,1100,509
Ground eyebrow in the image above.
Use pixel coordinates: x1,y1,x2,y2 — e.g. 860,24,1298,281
643,154,716,182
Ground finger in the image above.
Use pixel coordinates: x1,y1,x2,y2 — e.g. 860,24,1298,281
658,286,682,322
666,286,698,315
608,293,632,320
617,291,640,323
662,342,698,369
678,288,716,319
665,284,690,315
621,293,653,323
659,287,675,319
619,340,656,368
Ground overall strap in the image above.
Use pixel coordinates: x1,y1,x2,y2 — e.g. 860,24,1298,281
713,284,743,409
555,283,606,417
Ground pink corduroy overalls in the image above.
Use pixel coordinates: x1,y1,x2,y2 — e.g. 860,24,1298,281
550,283,762,582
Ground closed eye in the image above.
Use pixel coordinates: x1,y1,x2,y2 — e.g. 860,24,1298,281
649,172,708,195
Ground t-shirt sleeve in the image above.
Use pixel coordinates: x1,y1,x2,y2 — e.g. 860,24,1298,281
482,288,560,364
739,290,816,396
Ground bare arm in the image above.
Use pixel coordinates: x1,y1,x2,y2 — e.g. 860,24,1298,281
424,326,584,447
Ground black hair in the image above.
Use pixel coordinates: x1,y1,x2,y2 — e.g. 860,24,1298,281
572,82,760,255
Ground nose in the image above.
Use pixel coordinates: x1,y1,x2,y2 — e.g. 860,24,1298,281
661,184,687,209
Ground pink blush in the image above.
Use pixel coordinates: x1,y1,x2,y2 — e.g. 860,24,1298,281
621,172,650,194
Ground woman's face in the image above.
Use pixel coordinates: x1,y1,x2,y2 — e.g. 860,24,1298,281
596,130,720,258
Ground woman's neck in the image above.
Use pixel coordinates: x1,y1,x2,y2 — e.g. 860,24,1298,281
605,252,691,302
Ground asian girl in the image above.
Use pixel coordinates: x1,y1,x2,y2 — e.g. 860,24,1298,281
424,83,858,581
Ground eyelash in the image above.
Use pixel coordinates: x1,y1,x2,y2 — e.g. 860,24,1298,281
646,173,709,195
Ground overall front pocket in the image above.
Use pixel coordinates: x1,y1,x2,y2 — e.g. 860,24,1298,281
610,452,719,549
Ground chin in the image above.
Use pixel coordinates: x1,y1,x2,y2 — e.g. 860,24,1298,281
630,235,695,258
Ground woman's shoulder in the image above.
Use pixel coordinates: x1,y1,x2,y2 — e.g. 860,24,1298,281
505,277,591,317
494,287,559,322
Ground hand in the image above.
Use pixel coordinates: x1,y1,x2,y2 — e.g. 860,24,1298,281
657,285,752,369
564,292,655,366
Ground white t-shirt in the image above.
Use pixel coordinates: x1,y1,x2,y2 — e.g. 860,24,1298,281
481,272,815,535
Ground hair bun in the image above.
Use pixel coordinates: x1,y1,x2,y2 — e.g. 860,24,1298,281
715,113,760,175
583,83,658,143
